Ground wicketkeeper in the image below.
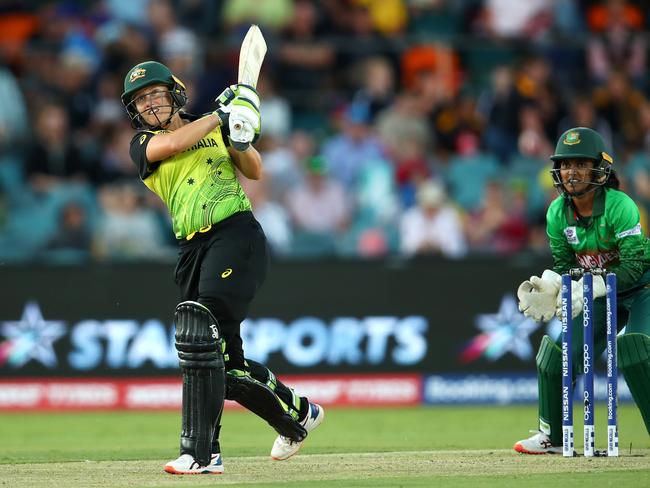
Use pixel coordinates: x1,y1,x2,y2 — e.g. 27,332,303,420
120,60,324,474
514,127,650,453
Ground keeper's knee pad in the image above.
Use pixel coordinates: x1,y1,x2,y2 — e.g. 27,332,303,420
174,301,225,466
226,370,307,442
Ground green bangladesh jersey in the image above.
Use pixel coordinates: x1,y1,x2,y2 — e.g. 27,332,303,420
546,187,650,293
129,113,252,239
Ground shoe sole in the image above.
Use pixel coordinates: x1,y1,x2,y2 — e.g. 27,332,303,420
271,447,301,461
513,442,560,455
164,466,224,474
271,406,325,461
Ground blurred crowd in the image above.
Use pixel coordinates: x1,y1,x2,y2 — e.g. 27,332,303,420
1,0,650,263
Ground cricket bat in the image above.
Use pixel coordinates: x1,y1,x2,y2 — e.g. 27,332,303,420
238,24,267,88
232,25,267,131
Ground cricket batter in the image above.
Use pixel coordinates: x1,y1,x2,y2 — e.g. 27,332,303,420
514,127,650,454
121,61,324,474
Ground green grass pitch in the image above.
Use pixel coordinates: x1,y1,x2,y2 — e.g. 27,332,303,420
1,405,649,487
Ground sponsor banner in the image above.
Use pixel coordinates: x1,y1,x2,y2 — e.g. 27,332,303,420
0,378,179,411
0,303,429,376
0,373,422,411
280,373,422,406
0,259,571,375
424,374,633,405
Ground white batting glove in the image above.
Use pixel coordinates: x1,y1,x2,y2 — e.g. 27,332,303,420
213,83,260,132
230,84,260,107
228,101,260,150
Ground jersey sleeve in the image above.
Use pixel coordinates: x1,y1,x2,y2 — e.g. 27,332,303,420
606,193,647,289
129,131,161,180
546,200,577,274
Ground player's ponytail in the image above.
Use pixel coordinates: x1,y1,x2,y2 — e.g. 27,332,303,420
605,170,620,190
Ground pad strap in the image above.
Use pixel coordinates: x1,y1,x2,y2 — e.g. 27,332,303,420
226,369,307,442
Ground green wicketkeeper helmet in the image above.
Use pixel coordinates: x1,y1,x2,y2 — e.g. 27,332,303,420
121,61,188,128
549,127,614,196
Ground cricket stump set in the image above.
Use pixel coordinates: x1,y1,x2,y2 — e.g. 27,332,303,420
560,268,619,457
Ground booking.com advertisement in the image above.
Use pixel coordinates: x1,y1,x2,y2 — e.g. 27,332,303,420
0,259,631,409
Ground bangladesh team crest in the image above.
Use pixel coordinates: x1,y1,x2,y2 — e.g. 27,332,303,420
563,131,581,145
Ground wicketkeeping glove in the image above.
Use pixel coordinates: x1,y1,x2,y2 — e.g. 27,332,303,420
555,274,606,320
517,269,561,322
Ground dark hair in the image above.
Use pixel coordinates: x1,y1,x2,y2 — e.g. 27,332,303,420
605,170,620,190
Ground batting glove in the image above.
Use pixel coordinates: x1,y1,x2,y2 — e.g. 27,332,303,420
228,95,261,151
213,86,236,125
229,84,260,108
214,84,261,151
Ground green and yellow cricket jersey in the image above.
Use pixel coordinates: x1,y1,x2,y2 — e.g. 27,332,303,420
546,186,650,292
129,113,252,239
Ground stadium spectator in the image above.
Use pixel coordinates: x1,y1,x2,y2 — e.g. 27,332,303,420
94,184,171,260
25,102,89,193
593,70,647,155
445,137,500,212
0,62,29,148
148,0,201,79
96,123,141,184
465,180,529,254
557,95,613,149
586,0,646,85
321,101,385,191
258,73,292,139
479,0,553,40
432,93,484,160
476,66,519,163
399,179,467,258
286,156,351,235
336,4,400,91
259,129,310,203
351,56,396,123
276,0,335,127
243,176,293,256
43,201,91,253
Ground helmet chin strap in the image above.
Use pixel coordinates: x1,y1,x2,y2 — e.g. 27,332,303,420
553,165,608,199
562,181,600,199
141,104,178,130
